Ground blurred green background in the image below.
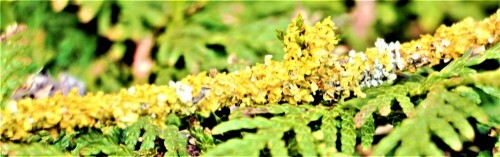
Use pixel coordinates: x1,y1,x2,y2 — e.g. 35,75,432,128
1,0,498,98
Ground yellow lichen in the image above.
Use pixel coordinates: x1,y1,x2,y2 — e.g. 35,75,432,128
1,10,498,141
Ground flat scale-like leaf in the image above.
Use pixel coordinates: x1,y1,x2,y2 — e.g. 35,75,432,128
0,142,69,156
437,105,475,140
360,115,375,151
340,109,356,154
203,134,267,156
211,117,275,135
160,125,188,156
294,125,317,156
71,132,132,156
268,137,288,156
321,109,339,149
140,124,159,150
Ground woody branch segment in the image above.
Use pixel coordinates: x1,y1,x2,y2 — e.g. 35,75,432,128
1,10,498,140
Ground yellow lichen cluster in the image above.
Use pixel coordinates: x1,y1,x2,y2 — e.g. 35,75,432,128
398,10,499,72
1,85,187,140
1,10,498,141
190,9,499,112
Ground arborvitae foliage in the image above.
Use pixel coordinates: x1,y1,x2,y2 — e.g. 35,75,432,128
201,44,500,156
123,116,188,156
208,104,331,156
0,142,69,156
0,116,189,156
370,45,499,155
0,27,45,108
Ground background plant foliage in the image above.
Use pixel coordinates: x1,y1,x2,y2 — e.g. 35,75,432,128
1,1,499,156
2,1,497,92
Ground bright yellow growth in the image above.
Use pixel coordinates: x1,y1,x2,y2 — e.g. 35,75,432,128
1,10,498,141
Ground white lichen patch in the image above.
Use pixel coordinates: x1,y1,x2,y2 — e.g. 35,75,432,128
169,81,193,103
127,87,136,95
441,39,450,47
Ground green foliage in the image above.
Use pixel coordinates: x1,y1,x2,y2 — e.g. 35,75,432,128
496,135,500,157
360,114,375,151
123,116,188,156
207,104,363,156
320,108,340,150
10,1,96,71
1,1,103,91
0,142,68,156
0,29,45,108
371,86,482,155
354,83,416,128
369,44,500,155
160,125,189,156
0,116,188,156
71,130,132,156
340,109,356,154
200,44,500,156
189,122,217,152
407,1,495,32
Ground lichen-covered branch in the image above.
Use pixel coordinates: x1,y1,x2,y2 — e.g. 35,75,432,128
1,10,498,141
